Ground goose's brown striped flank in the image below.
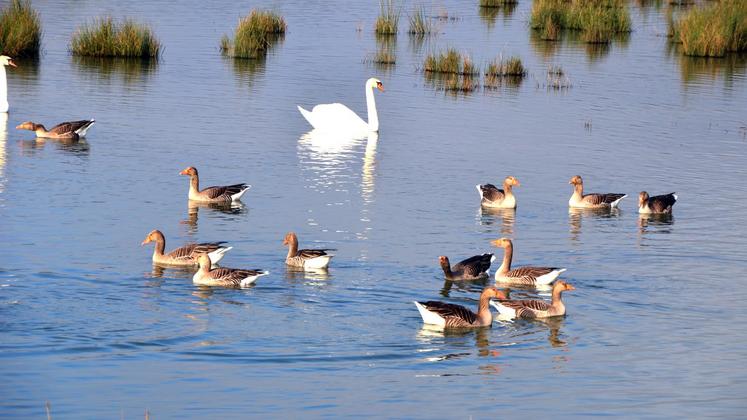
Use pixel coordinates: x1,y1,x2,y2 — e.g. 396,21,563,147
415,286,508,328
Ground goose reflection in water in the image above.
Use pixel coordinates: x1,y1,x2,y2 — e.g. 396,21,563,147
182,200,247,234
19,137,90,157
638,213,675,235
417,326,503,373
478,207,515,236
284,265,331,284
568,206,621,242
439,276,489,298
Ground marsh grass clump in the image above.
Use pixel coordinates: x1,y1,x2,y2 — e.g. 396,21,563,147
546,65,572,89
408,6,434,36
486,56,527,76
424,48,479,75
375,0,400,35
672,0,747,57
530,0,631,44
0,0,41,57
70,17,161,57
221,10,286,59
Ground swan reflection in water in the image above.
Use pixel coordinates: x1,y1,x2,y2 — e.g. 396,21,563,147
0,113,6,192
298,129,379,244
478,207,515,236
568,206,621,242
181,200,247,234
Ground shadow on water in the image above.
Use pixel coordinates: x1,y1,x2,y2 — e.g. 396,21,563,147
478,207,515,236
72,56,158,84
478,3,517,29
18,137,90,157
568,207,621,242
181,200,247,235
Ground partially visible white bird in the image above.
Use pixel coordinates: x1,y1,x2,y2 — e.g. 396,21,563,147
298,77,384,135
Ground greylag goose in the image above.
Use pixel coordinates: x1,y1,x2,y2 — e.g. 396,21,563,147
476,176,520,209
141,229,231,267
16,119,95,140
568,175,626,209
283,232,334,270
490,280,575,319
192,254,268,288
491,238,566,286
179,166,250,203
1,55,17,113
439,254,495,280
638,191,677,214
414,286,507,328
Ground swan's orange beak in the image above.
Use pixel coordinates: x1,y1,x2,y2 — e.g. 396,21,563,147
376,82,384,92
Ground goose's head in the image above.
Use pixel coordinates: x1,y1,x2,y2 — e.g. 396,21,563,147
16,121,41,131
367,77,384,92
179,166,198,177
554,280,575,292
490,237,513,248
196,253,211,268
569,175,583,186
504,176,520,187
482,286,509,300
438,255,450,269
0,56,17,68
638,191,649,206
282,232,298,246
140,229,163,246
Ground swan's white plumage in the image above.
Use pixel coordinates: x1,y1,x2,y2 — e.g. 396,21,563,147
298,78,382,135
414,301,446,327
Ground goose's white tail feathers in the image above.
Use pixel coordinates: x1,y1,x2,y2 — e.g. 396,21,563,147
207,246,233,264
414,301,446,327
610,194,627,209
231,186,251,202
240,271,269,288
476,184,484,199
535,268,567,286
673,194,678,201
75,119,95,137
489,301,516,319
304,255,333,270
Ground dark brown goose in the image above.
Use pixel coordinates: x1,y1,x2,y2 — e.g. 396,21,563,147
568,175,626,209
179,166,250,203
192,254,268,288
414,286,507,328
16,119,95,140
476,176,520,209
491,238,566,286
439,253,495,280
638,191,677,214
283,232,334,270
141,229,231,267
490,280,575,319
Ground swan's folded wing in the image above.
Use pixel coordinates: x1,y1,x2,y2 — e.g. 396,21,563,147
307,103,366,129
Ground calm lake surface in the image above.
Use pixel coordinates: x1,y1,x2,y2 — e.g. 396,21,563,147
2,0,746,418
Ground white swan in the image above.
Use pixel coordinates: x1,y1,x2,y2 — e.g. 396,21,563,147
1,56,18,113
298,77,384,134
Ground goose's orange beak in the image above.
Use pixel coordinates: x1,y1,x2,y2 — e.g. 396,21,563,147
179,169,189,175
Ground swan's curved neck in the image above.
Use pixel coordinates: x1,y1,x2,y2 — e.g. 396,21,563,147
0,66,8,112
366,85,379,132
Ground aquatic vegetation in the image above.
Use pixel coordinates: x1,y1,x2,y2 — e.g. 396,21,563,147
485,56,527,77
0,0,41,57
221,10,286,59
375,0,400,35
671,0,747,57
530,0,631,44
408,6,434,36
424,48,479,75
371,49,396,65
546,65,572,89
70,17,161,58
